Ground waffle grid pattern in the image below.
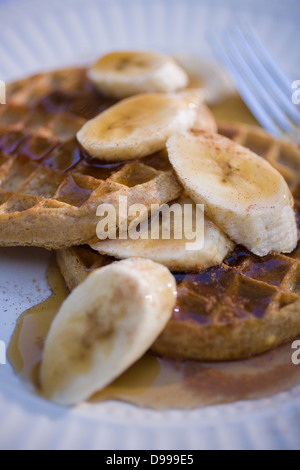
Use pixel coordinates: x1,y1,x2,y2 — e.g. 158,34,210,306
58,122,300,361
0,68,181,248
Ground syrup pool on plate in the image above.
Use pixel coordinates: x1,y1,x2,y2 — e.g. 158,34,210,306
8,255,300,410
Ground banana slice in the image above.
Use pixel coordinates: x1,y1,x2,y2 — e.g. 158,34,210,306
167,132,298,257
77,90,202,161
88,51,188,98
91,197,234,271
40,258,176,406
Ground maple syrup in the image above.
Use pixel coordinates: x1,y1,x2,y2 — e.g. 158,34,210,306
7,255,300,410
7,93,300,409
7,257,67,383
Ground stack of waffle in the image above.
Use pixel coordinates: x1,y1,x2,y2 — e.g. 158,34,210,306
2,66,300,362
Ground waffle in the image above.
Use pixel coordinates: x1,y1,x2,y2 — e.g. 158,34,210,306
0,68,182,249
57,123,300,361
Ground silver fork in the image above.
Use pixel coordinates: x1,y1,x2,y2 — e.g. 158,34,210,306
209,23,300,144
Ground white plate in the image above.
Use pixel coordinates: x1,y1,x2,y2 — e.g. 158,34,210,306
1,0,300,451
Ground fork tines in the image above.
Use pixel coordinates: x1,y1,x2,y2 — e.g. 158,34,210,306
209,22,300,141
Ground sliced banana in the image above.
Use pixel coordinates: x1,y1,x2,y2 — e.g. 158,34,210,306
40,258,176,406
167,132,298,257
77,90,202,161
91,197,234,271
88,51,188,99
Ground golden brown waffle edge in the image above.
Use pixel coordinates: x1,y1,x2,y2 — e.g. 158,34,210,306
0,68,182,249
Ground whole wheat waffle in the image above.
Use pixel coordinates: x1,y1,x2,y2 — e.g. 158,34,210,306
57,123,300,361
0,68,181,249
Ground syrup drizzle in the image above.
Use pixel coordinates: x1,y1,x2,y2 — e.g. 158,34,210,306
7,94,300,409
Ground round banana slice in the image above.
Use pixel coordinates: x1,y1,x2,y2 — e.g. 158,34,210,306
88,51,188,98
91,197,234,271
167,132,298,257
77,90,202,161
40,258,176,406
